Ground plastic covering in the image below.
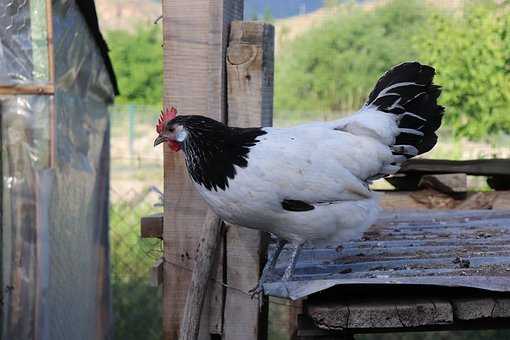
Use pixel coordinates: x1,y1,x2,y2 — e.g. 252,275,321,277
1,0,114,339
0,0,49,84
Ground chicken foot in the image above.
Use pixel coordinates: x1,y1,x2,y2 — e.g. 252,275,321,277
249,238,287,298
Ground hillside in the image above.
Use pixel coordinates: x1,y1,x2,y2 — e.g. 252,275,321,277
95,0,161,32
94,0,327,32
245,0,324,19
274,0,464,50
94,0,462,40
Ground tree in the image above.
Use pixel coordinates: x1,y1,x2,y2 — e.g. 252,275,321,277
106,26,163,105
263,6,274,23
415,1,510,139
274,0,430,114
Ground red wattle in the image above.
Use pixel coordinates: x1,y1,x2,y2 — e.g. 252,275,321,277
168,141,181,151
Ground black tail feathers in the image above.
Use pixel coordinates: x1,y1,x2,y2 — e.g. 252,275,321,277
366,62,444,157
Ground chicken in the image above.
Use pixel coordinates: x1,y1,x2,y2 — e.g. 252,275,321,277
154,62,444,293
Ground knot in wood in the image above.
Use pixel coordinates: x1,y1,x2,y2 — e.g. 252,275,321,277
227,45,257,65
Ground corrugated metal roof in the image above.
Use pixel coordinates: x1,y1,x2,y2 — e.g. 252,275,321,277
262,210,510,300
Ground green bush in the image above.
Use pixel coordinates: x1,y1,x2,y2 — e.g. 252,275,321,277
275,0,430,114
107,26,163,105
415,1,510,139
275,0,510,140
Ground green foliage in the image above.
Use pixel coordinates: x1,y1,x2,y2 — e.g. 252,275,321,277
263,6,275,23
415,1,510,139
275,0,430,114
110,201,163,340
106,26,163,105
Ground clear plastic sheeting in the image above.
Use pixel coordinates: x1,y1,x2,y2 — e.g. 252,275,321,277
1,95,51,340
0,0,49,84
1,0,114,339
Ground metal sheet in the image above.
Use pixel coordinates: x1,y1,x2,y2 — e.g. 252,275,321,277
262,210,510,300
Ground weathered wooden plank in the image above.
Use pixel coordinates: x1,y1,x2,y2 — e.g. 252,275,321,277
179,211,223,340
140,214,163,239
380,191,510,211
226,21,274,127
299,305,510,337
223,20,274,340
207,1,245,336
399,159,510,176
0,84,54,95
453,297,510,320
162,1,210,337
308,299,453,330
161,1,243,338
162,1,211,335
150,258,164,287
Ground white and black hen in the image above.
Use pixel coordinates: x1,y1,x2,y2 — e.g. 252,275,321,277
154,62,444,291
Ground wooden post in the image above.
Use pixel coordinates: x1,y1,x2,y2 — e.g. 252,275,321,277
161,0,243,339
45,0,56,168
179,211,223,340
224,21,274,340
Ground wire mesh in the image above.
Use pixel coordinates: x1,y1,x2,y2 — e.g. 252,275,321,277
110,104,164,340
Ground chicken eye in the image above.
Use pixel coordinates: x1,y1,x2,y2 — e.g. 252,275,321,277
168,126,175,133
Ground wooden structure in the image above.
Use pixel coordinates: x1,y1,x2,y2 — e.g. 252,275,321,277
1,1,117,339
388,159,510,191
281,209,510,338
144,1,275,338
143,1,510,340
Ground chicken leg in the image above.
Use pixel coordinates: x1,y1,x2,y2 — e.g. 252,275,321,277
281,243,303,282
249,238,287,297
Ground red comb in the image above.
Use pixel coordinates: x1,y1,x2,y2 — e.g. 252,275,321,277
156,107,177,133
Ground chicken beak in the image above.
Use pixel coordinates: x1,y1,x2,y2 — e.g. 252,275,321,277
154,135,166,147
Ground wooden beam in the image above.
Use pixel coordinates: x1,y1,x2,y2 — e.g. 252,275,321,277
0,101,3,338
45,0,55,84
161,0,243,339
0,84,54,95
307,299,453,330
46,0,57,168
179,211,223,340
452,297,510,320
304,296,510,335
399,159,510,176
140,214,163,239
223,21,274,340
150,258,164,287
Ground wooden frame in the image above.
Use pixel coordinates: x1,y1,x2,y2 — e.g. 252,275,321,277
160,0,275,338
45,0,57,168
158,2,510,340
161,1,245,338
299,294,510,339
0,0,57,167
1,1,56,336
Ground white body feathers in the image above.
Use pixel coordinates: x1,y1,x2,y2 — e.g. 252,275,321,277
173,62,444,248
195,108,403,246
